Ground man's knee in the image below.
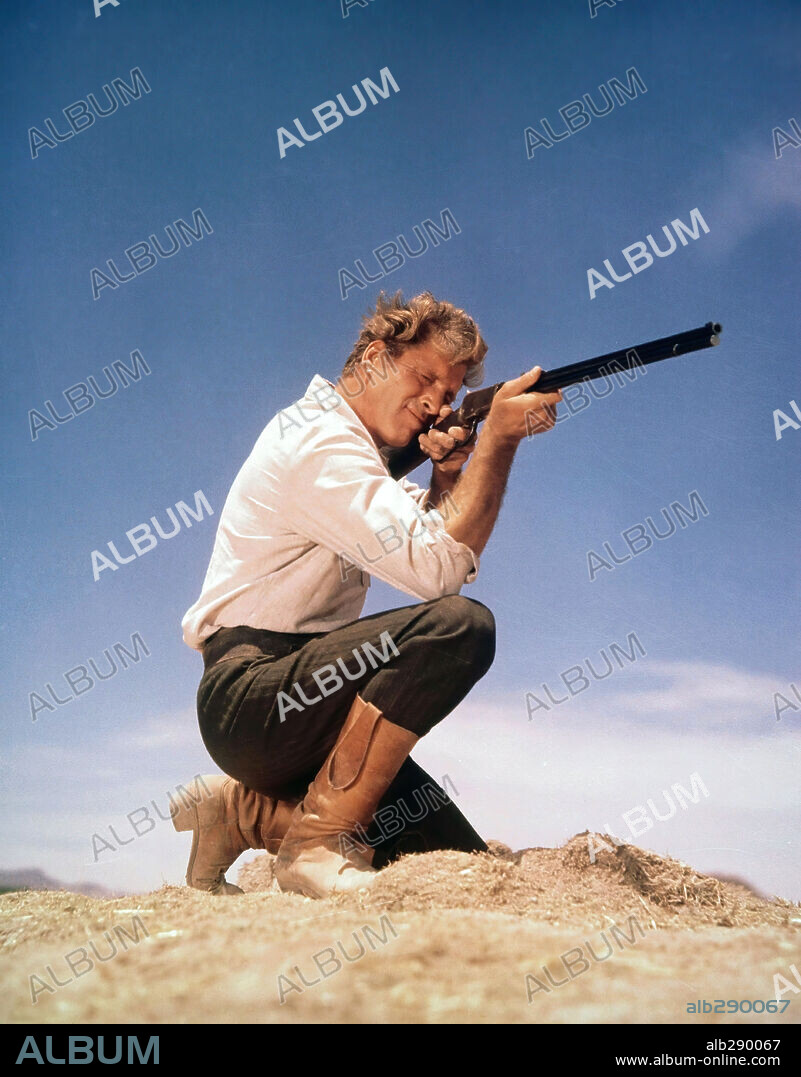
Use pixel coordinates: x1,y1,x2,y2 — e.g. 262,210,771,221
427,595,496,668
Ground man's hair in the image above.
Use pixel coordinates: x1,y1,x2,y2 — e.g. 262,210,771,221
343,291,487,388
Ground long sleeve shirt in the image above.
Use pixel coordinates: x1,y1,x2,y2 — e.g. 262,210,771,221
181,374,479,648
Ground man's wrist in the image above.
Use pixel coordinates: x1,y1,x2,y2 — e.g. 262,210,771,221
478,418,520,460
428,466,459,507
431,464,460,486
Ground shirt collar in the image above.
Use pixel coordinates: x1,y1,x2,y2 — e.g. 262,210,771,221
304,374,383,452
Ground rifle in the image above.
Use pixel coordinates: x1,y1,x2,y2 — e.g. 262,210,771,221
386,321,722,479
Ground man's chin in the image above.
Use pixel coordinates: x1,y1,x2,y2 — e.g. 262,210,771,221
381,430,415,449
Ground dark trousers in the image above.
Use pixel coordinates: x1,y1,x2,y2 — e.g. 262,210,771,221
195,595,495,866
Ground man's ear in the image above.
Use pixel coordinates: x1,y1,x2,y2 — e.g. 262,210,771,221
360,340,394,386
362,339,385,366
358,356,375,388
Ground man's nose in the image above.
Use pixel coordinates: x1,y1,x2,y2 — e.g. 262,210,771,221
420,389,444,417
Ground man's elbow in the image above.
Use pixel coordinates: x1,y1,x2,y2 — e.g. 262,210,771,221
412,565,472,602
412,582,458,603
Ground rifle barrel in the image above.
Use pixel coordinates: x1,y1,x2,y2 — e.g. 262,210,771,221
386,321,722,479
527,322,721,395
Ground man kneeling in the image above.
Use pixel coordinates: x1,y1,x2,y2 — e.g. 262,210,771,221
176,291,560,897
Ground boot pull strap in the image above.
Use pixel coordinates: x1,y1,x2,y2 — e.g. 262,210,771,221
327,699,383,790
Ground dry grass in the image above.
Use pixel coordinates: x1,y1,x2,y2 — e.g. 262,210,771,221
1,833,798,1025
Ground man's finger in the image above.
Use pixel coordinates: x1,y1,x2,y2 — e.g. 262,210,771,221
418,432,455,454
427,426,468,447
430,434,456,452
524,385,562,406
442,425,470,442
500,365,544,397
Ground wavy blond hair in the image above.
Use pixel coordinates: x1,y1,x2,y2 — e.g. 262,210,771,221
343,291,487,388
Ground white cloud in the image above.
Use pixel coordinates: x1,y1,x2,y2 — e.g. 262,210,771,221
695,135,801,258
591,659,787,729
414,660,801,899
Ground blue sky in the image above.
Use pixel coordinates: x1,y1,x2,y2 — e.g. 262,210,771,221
1,0,799,899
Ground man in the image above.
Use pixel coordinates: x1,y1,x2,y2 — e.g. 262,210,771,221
175,291,561,898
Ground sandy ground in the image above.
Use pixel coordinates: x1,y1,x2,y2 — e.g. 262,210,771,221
2,834,799,1024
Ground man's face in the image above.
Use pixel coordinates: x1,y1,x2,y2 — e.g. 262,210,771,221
352,341,468,448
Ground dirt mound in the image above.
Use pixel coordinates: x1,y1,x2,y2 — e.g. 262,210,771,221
2,834,798,1024
237,832,797,929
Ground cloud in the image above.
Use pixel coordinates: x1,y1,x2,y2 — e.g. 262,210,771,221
591,660,788,730
1,708,217,814
125,713,202,752
502,656,792,734
413,659,800,898
697,135,801,258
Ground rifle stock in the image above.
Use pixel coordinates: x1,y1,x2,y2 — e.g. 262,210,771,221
385,321,722,479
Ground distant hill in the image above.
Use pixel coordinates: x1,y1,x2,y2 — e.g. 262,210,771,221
0,867,117,898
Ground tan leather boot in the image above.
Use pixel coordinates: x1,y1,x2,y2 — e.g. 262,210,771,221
274,695,419,898
172,775,298,895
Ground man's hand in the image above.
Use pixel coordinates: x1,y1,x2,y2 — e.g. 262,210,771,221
423,370,561,556
418,405,478,477
484,366,562,446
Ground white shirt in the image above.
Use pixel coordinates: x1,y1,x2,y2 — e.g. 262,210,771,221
181,375,479,648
